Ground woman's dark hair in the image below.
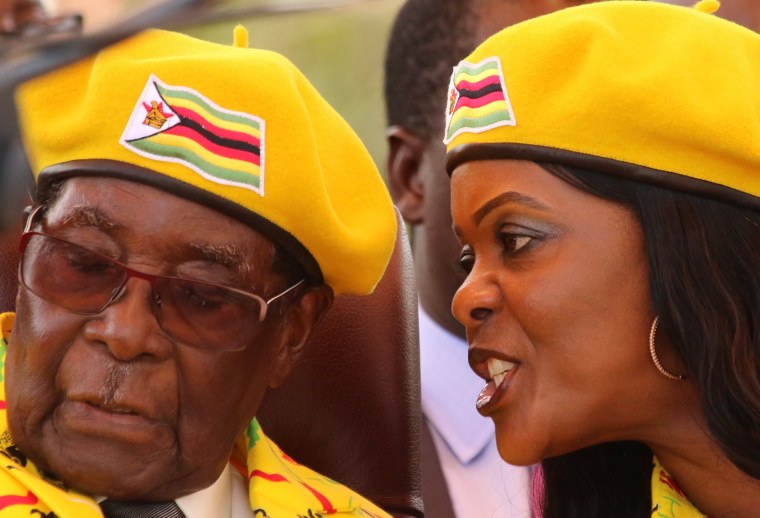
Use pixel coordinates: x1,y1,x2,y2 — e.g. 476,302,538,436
535,162,760,517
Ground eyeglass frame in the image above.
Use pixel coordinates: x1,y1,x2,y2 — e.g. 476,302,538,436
17,205,306,351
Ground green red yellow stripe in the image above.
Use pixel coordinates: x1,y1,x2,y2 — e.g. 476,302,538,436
130,133,261,188
125,80,265,192
445,57,515,143
158,84,262,137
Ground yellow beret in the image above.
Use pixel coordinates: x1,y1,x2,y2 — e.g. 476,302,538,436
444,1,760,209
16,27,396,295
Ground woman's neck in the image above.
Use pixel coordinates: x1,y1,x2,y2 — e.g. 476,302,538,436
646,410,760,517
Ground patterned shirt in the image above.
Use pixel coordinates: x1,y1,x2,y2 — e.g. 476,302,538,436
651,456,706,518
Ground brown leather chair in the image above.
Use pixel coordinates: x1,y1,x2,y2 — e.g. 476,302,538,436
0,207,423,517
258,209,422,517
0,227,20,313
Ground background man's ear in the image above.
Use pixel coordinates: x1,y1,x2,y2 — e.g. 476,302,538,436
266,284,334,389
386,125,425,225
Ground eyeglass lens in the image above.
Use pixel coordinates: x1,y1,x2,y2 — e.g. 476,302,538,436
20,233,266,351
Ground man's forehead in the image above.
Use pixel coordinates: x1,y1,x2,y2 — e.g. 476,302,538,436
49,176,237,230
44,177,274,276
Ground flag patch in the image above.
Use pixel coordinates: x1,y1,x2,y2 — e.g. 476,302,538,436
120,74,266,195
444,57,515,144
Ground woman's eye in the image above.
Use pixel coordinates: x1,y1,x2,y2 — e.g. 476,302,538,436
502,234,533,254
459,245,475,273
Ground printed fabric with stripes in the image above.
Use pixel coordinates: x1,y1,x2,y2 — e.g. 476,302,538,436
444,57,515,144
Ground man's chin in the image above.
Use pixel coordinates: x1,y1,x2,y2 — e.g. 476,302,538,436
22,431,197,501
44,454,209,501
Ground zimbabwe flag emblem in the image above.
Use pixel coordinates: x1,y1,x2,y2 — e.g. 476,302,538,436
444,57,515,144
120,74,266,195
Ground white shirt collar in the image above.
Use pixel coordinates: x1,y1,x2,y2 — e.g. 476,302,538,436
418,307,495,464
94,462,252,517
175,463,232,518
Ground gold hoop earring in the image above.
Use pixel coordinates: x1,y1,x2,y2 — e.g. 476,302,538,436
649,316,686,381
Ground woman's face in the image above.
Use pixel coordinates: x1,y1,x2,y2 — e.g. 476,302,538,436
451,159,657,465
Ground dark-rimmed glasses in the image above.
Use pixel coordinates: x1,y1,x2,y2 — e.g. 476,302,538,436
18,208,304,352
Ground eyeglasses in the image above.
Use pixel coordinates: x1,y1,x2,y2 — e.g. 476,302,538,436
18,211,305,352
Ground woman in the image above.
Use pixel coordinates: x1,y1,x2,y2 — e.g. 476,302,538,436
443,1,760,516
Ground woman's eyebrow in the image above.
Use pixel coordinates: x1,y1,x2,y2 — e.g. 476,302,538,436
473,191,548,225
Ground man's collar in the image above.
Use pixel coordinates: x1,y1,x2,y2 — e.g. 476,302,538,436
418,307,494,464
175,464,233,518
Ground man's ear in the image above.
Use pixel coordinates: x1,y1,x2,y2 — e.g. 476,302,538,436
386,125,425,225
266,284,334,389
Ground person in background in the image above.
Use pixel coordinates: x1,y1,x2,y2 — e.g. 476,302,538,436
2,26,396,517
384,1,588,516
446,1,760,516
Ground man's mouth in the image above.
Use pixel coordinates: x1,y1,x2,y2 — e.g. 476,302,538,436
91,402,139,415
54,399,166,446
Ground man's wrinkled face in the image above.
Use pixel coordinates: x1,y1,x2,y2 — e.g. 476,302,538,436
6,177,296,500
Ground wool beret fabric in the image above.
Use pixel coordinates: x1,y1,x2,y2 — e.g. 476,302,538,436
444,1,760,209
16,27,396,295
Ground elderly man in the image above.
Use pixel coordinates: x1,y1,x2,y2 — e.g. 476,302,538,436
0,26,395,517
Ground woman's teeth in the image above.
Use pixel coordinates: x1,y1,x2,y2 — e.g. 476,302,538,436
487,357,515,387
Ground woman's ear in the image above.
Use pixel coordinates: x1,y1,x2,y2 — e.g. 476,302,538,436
266,284,334,389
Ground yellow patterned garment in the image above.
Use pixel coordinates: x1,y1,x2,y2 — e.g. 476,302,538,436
0,312,390,517
651,456,707,518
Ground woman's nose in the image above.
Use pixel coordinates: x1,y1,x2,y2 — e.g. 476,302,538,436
451,269,500,328
82,278,172,361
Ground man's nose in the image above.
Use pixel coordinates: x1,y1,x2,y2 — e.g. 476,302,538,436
82,277,173,361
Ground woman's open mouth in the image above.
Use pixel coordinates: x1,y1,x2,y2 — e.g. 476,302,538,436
476,357,518,413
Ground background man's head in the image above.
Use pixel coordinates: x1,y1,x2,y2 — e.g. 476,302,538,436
384,0,586,338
